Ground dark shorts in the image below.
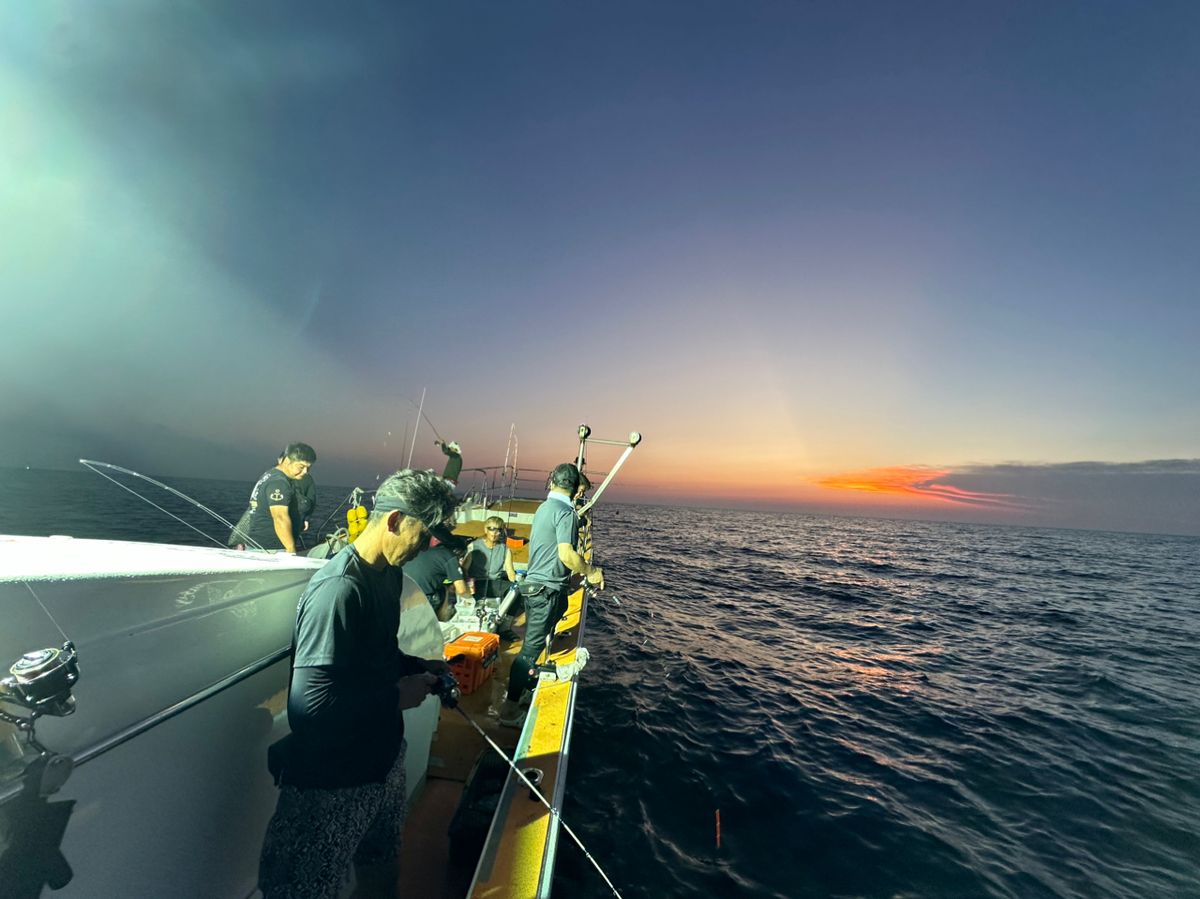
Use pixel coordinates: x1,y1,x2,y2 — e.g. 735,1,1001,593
258,744,407,899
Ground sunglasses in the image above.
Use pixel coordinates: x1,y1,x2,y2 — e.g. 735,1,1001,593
485,527,502,532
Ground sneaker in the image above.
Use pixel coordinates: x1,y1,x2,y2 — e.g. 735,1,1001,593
498,699,526,728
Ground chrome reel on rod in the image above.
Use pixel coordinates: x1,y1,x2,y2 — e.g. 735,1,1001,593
1,641,80,799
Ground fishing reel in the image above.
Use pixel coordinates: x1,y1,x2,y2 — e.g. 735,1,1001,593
430,670,461,709
1,642,80,797
0,642,80,723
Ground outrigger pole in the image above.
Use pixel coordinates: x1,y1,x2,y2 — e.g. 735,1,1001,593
406,390,446,445
577,431,642,515
406,388,426,468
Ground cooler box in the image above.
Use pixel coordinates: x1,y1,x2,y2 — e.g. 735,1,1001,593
444,631,500,695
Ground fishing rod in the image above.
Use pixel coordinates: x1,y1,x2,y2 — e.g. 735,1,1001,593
428,680,624,899
406,391,446,444
0,582,80,801
79,459,266,551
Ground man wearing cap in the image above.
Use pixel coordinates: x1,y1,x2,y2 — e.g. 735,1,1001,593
258,468,458,898
498,462,603,727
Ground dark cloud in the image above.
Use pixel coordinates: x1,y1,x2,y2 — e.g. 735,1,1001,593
940,460,1200,536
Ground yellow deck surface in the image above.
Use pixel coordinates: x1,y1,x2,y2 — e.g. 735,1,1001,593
396,590,586,897
394,517,592,898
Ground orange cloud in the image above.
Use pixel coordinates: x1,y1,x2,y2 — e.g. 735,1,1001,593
815,466,1024,509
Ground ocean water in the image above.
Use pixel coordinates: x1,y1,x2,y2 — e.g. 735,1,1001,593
562,506,1200,899
2,469,1199,898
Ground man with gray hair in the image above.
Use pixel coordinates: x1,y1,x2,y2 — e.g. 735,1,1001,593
258,468,458,898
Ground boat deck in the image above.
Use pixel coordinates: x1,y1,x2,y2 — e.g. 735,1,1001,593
393,515,591,898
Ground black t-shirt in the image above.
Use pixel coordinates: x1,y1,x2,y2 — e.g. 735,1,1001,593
244,468,296,550
293,473,317,539
401,544,464,598
283,545,426,788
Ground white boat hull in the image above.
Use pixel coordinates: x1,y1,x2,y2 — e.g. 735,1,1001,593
0,537,321,896
0,535,443,898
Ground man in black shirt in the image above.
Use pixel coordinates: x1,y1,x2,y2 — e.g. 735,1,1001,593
231,443,317,553
401,541,470,616
258,467,458,899
278,447,318,548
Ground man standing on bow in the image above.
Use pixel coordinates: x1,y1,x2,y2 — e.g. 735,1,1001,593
258,467,458,898
498,462,603,727
231,442,317,554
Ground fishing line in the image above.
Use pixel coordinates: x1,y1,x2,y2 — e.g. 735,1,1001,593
24,582,72,646
79,459,257,550
312,488,368,538
451,705,625,899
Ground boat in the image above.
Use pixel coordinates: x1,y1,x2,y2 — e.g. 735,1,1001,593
0,426,640,897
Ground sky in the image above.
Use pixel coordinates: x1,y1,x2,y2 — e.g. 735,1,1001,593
1,2,1198,536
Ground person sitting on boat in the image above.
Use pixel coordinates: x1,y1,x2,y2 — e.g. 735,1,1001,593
258,468,457,899
229,442,316,554
436,438,463,486
401,534,471,619
462,516,518,600
498,462,604,727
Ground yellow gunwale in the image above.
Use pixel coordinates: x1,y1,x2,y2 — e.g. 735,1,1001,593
396,501,592,899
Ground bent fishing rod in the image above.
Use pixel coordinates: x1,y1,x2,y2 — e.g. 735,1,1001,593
79,459,267,551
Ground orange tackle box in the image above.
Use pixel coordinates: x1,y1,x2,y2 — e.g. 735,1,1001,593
444,631,500,695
